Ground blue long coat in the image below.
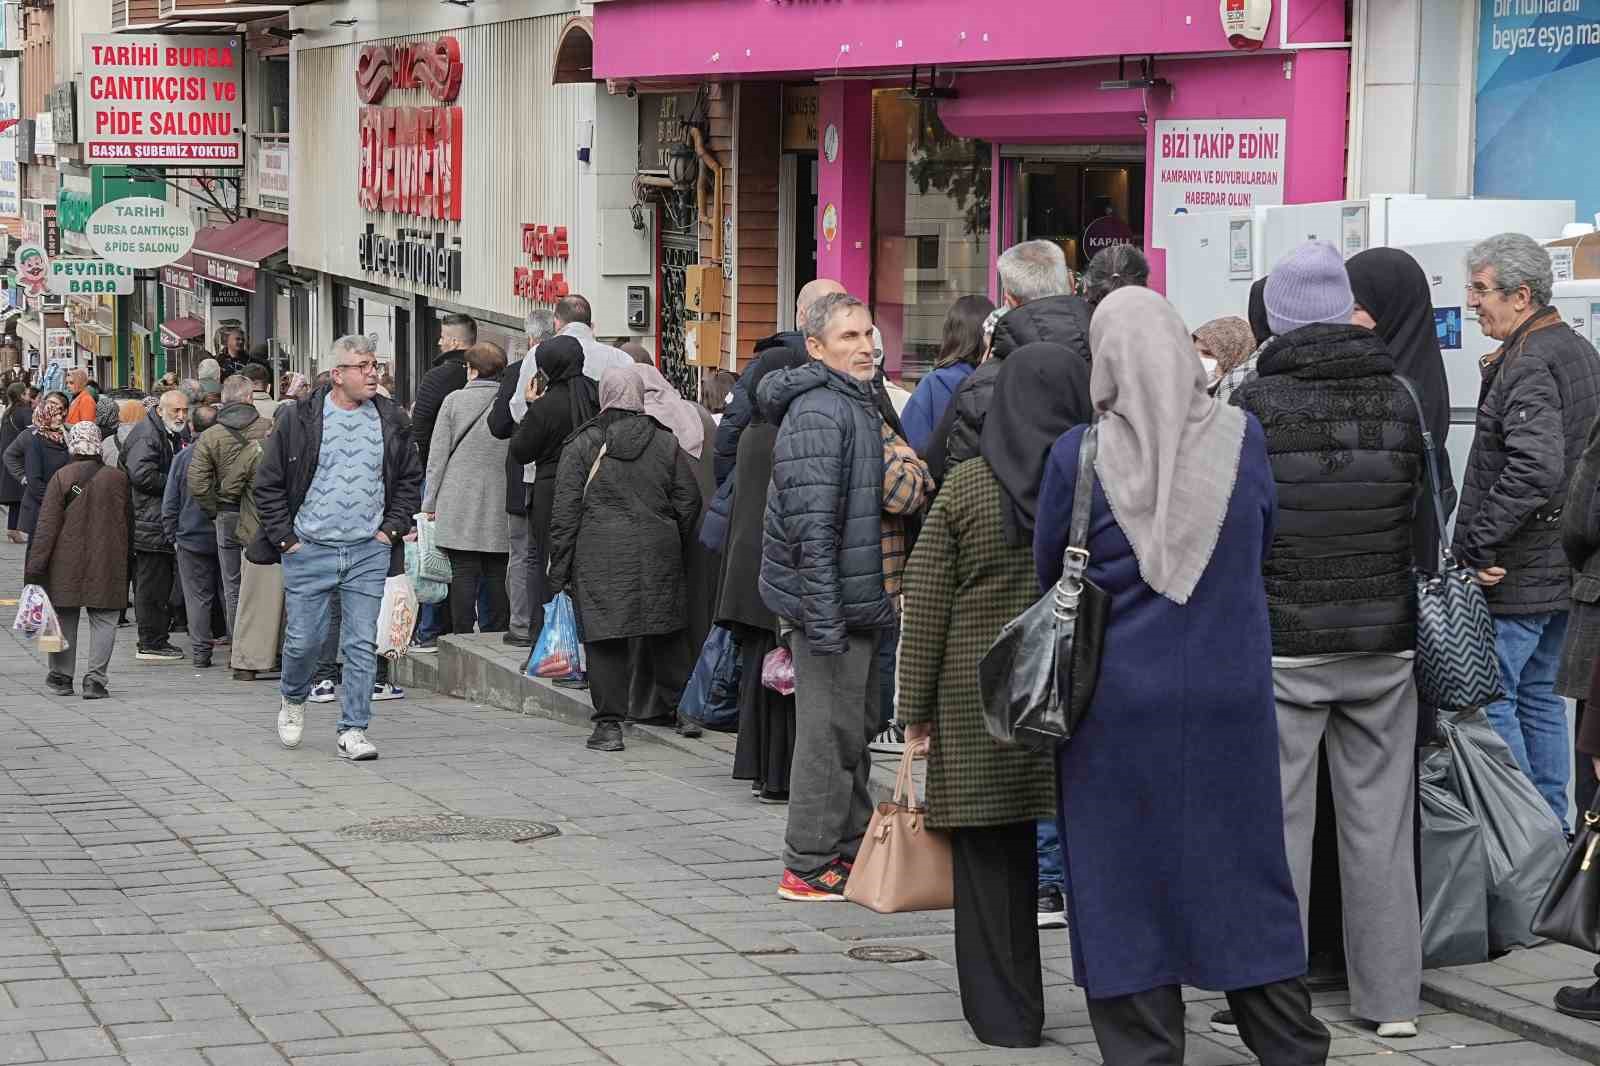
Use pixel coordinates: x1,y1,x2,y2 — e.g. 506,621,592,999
1034,418,1306,1000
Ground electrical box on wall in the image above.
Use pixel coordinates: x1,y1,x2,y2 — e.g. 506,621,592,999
684,319,722,367
684,264,723,315
627,285,649,330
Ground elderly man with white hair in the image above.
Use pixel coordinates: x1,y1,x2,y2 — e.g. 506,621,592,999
120,388,190,662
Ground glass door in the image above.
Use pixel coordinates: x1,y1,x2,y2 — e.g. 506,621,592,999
1005,147,1145,275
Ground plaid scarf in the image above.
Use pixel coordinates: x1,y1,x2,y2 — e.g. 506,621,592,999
881,422,933,601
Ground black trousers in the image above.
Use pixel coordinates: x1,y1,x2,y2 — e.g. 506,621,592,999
1086,979,1330,1066
587,637,631,724
526,480,554,644
627,629,694,722
446,549,509,635
951,822,1043,1047
134,550,175,650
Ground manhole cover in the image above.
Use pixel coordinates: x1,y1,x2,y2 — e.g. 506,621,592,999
846,945,931,964
337,816,560,844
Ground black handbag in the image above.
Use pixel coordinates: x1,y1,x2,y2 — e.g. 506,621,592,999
1394,375,1504,711
1533,790,1600,951
978,425,1109,752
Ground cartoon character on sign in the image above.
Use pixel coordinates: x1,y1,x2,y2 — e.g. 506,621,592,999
15,245,47,297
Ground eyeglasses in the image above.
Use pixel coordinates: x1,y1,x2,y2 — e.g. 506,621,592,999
336,360,379,374
1465,282,1511,297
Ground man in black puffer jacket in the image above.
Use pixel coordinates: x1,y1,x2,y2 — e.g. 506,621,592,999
1233,240,1426,1033
927,240,1091,480
121,390,189,662
760,292,896,901
411,313,476,471
1454,233,1600,831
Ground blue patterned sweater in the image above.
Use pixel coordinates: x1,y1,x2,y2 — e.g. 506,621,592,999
294,395,385,545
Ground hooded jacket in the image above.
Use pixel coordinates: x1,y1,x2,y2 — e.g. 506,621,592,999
1232,323,1424,656
758,360,895,653
990,293,1093,362
508,338,598,482
1455,306,1600,614
410,350,468,470
713,330,803,487
188,402,269,517
163,446,216,555
547,410,702,641
119,409,180,554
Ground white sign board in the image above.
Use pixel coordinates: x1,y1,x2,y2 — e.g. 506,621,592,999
47,258,135,296
1152,118,1286,249
86,197,195,269
45,327,74,368
0,58,19,218
32,110,52,158
256,142,288,208
82,34,244,166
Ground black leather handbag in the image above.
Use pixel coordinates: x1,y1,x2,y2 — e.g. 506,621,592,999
979,425,1109,752
1533,791,1600,951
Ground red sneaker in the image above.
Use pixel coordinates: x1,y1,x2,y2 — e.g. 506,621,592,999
778,864,849,901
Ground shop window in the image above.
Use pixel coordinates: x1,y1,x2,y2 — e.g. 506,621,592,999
871,91,990,387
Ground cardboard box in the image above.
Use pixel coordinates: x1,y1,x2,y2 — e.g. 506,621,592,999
1545,234,1600,281
684,319,722,367
684,264,723,315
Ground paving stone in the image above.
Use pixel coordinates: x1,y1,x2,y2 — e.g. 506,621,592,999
35,1027,117,1060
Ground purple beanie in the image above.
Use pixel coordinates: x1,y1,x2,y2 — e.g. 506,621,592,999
1264,241,1354,337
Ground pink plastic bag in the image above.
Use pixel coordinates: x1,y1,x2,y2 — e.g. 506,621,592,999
761,646,794,696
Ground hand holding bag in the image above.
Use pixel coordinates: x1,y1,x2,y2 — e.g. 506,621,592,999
1533,788,1600,951
978,425,1109,751
1394,377,1504,711
844,740,953,913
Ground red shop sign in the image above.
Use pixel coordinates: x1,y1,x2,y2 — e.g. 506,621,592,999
160,264,194,291
356,37,464,224
512,223,570,303
195,253,256,294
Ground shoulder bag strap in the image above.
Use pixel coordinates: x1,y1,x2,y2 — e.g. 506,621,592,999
583,443,609,497
1060,424,1099,585
441,402,491,471
1393,374,1449,570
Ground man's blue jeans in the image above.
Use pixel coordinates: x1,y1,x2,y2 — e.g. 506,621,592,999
1485,610,1571,829
1036,818,1063,892
281,538,389,734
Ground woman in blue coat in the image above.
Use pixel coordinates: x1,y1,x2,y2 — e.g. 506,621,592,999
900,294,992,456
1034,287,1329,1064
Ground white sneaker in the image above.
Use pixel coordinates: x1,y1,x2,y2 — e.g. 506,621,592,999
337,728,378,761
307,680,337,704
869,721,906,755
371,682,405,701
1376,1020,1418,1039
277,699,305,749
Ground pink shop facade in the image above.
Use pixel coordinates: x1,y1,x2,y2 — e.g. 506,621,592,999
587,0,1351,382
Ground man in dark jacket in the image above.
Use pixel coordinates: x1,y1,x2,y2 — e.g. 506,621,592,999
165,404,222,669
121,389,189,662
189,374,270,640
253,336,422,761
760,292,896,901
411,313,476,471
1456,232,1600,829
1234,240,1425,1033
488,309,558,646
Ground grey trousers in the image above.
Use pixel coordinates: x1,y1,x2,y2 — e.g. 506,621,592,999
215,512,242,638
50,607,118,686
1276,654,1422,1024
507,512,531,637
785,630,881,875
175,547,222,656
231,558,285,672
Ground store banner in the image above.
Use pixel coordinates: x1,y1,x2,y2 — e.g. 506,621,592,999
1476,0,1600,224
85,196,195,269
257,142,289,209
46,258,134,297
1151,118,1286,249
0,58,19,219
81,35,244,166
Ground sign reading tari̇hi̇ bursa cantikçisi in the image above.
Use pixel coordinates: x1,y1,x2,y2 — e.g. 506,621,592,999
81,34,243,166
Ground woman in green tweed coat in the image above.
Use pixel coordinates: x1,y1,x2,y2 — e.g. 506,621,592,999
899,341,1091,1049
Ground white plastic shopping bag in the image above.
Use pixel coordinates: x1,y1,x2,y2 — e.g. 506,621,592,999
376,573,420,659
15,585,68,654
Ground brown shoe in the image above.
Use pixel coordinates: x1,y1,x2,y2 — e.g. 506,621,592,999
232,669,256,681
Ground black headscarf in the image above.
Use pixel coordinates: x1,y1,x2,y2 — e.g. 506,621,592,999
979,342,1093,547
536,335,599,431
745,346,808,424
1346,247,1449,443
1247,276,1272,347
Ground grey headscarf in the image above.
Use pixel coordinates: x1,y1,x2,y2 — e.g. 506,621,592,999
1089,287,1246,605
598,367,645,413
633,363,705,458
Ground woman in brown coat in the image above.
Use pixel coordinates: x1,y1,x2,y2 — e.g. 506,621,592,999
24,423,131,699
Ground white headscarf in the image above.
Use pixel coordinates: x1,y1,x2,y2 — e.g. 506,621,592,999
1089,286,1246,605
632,363,705,458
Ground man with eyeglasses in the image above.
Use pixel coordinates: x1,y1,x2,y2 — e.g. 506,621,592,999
252,335,422,760
1455,233,1600,833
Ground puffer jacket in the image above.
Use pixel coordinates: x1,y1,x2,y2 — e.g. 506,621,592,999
758,360,895,653
1232,324,1424,657
188,402,269,517
713,330,803,487
547,410,701,641
1454,306,1600,615
119,409,179,554
990,293,1093,362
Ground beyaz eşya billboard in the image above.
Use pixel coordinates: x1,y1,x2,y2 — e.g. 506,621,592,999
1476,0,1600,224
81,34,243,166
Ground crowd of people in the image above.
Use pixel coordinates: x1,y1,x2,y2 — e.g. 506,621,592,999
13,227,1600,1064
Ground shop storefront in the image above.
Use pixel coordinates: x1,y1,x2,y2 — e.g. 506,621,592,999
593,0,1350,382
288,1,653,404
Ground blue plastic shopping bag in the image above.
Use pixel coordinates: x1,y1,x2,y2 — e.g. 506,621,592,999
405,542,449,605
527,592,584,682
679,625,742,730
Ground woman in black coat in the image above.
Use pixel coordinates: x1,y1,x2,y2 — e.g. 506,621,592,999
0,382,31,539
509,336,598,644
722,348,806,802
11,391,70,543
547,368,701,754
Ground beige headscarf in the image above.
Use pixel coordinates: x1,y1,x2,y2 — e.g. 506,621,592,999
1089,287,1246,605
598,366,645,413
633,363,705,458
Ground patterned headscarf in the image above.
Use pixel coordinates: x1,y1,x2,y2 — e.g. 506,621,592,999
32,392,66,444
1192,316,1257,380
67,421,102,458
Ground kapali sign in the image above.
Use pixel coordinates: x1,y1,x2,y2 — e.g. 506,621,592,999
47,257,134,296
85,196,196,269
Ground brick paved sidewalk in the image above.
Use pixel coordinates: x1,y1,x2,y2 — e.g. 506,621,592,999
0,539,1589,1065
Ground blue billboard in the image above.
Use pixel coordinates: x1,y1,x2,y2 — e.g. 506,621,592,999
1476,0,1600,224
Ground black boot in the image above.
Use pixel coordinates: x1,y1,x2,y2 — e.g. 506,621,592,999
1556,976,1600,1020
82,679,108,700
586,721,624,752
45,672,73,696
